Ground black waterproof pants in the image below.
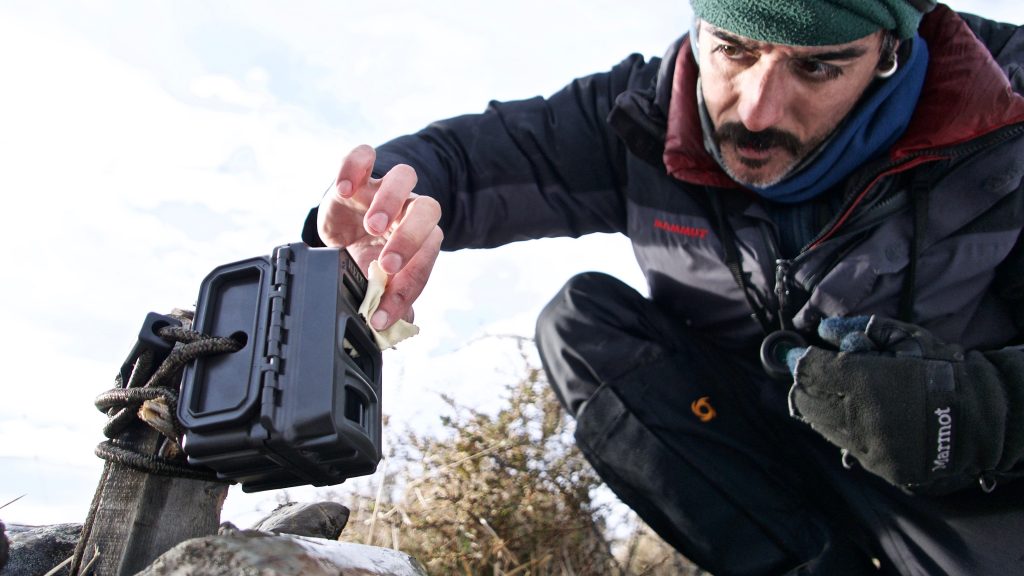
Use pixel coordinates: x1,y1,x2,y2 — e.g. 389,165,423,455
535,272,1024,576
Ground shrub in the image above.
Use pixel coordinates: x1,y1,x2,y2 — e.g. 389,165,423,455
333,337,704,576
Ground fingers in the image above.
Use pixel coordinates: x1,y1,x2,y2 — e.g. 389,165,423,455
817,316,870,348
363,163,418,236
838,331,876,353
318,148,423,248
788,346,844,422
368,183,441,329
370,226,443,330
318,145,378,247
320,146,440,331
378,195,441,274
335,144,376,201
786,346,809,375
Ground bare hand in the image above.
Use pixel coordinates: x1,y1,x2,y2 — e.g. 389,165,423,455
317,145,443,330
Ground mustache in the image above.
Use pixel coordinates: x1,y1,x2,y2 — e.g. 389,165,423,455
714,122,803,156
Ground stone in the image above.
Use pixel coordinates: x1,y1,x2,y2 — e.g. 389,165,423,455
1,523,81,576
251,502,350,540
0,521,8,572
137,530,427,576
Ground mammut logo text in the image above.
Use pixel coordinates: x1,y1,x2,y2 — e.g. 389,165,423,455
691,397,717,422
932,407,953,472
654,218,709,239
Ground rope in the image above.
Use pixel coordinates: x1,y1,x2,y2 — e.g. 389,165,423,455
93,324,244,479
94,440,222,481
72,323,243,575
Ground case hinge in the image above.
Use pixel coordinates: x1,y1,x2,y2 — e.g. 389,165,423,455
259,246,293,432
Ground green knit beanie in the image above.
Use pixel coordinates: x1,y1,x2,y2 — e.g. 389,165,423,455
690,0,936,45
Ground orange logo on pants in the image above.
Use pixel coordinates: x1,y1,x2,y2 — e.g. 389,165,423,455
691,396,717,422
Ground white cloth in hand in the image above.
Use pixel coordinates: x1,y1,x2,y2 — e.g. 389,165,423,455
358,260,419,350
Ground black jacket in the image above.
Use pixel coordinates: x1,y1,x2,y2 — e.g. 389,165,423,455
303,5,1024,492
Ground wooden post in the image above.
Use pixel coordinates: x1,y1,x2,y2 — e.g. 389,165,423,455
71,311,230,576
73,458,228,575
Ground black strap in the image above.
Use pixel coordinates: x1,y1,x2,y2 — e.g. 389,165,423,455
899,175,933,323
709,190,772,334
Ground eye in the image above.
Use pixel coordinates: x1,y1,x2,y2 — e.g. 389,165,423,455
712,43,750,61
794,59,843,81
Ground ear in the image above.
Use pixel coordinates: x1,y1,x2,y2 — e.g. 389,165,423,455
876,56,898,79
876,31,900,77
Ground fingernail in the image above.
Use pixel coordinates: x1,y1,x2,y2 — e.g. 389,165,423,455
371,310,389,331
380,253,402,274
366,213,388,235
336,179,353,198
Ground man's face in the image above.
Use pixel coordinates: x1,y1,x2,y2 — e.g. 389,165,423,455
697,21,888,187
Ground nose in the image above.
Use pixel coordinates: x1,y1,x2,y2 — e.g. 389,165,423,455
736,63,787,133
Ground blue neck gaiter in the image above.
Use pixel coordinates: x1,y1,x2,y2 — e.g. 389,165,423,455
704,35,929,204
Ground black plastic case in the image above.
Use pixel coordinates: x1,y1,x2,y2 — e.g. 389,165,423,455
178,244,382,492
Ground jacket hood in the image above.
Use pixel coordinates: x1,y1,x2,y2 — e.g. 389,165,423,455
661,3,1024,187
894,4,1024,159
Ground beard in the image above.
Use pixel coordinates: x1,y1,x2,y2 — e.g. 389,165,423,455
713,122,808,187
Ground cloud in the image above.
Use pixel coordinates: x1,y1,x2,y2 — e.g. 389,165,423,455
189,70,275,111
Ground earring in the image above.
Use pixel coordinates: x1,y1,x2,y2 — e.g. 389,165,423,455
877,57,898,79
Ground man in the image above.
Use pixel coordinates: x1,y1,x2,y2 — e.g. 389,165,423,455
306,1,1024,573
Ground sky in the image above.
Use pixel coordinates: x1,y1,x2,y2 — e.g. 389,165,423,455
0,0,1018,529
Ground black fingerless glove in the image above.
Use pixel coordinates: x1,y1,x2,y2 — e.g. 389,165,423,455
789,316,1024,495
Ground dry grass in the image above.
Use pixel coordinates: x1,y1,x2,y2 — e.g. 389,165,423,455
327,338,707,576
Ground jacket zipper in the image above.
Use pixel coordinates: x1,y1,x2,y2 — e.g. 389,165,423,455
785,123,1023,300
754,214,798,333
775,258,793,331
718,122,1024,335
807,122,1024,252
768,123,1024,330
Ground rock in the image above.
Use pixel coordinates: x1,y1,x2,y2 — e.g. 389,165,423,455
1,523,81,576
137,530,427,576
251,502,350,540
0,521,8,572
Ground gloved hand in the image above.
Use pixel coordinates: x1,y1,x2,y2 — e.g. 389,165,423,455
788,315,1024,494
